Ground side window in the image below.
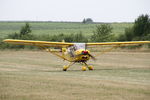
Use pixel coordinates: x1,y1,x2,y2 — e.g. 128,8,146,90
67,46,75,57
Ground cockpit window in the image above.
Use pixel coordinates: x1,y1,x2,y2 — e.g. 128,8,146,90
67,43,86,57
74,43,86,50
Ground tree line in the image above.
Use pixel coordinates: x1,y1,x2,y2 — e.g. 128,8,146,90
118,14,150,41
0,14,150,49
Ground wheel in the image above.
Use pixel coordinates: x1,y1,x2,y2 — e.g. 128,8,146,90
88,66,93,70
63,66,68,71
82,66,86,71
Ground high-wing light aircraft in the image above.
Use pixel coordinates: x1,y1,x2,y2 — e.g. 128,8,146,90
3,39,150,71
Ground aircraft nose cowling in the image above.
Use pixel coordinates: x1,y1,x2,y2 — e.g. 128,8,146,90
80,55,90,61
82,56,88,59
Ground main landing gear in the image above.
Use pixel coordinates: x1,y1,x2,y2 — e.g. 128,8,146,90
81,62,93,71
63,62,75,71
63,62,93,71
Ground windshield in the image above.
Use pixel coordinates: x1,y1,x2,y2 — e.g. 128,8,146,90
74,43,86,50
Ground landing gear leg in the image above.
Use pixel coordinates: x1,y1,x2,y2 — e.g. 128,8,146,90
63,62,75,71
81,62,93,71
80,62,86,71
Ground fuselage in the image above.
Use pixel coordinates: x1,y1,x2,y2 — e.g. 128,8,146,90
65,49,91,62
62,43,92,62
74,49,90,62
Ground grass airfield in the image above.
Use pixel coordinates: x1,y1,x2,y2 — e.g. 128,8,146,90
0,50,150,100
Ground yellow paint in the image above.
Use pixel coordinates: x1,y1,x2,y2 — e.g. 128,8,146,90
3,39,150,71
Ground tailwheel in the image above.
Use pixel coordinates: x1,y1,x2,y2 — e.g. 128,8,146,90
82,66,86,71
88,66,93,70
63,65,68,71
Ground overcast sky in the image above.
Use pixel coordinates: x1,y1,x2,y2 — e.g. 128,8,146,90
0,0,150,22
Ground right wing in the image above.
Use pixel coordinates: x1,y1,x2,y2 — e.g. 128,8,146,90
3,39,74,48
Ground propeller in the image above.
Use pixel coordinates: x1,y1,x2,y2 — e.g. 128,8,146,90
85,43,96,60
73,43,96,61
88,53,96,60
76,50,96,61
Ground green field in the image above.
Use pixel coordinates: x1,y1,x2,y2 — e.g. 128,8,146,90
0,22,133,38
1,22,149,100
0,50,150,100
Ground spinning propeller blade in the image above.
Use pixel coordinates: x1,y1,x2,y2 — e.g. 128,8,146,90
85,43,96,60
88,53,96,60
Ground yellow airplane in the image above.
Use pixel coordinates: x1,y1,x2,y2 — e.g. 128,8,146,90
3,39,150,71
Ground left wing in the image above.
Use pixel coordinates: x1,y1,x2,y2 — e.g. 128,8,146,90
3,39,74,47
86,41,150,57
87,41,150,46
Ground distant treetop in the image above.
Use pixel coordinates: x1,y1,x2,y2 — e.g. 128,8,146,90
82,18,93,24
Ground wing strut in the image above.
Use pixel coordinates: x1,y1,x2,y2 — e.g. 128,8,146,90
96,44,121,56
38,46,69,61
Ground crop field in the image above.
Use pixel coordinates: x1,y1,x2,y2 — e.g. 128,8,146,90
0,50,150,100
0,22,133,38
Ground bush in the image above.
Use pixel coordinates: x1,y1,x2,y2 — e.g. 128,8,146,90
91,24,114,42
121,14,150,41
